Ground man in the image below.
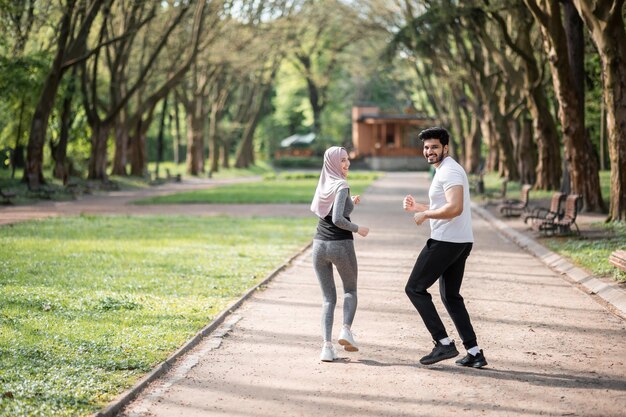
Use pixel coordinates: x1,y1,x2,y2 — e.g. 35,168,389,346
402,126,487,368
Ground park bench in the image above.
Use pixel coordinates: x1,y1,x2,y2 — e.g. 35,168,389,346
0,187,17,205
498,184,531,217
531,194,582,236
522,191,566,225
608,250,626,273
165,168,182,182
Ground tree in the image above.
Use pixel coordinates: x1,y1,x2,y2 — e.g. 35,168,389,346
571,0,626,221
231,0,298,168
24,0,109,188
523,0,605,212
482,2,562,189
289,0,371,136
80,0,207,179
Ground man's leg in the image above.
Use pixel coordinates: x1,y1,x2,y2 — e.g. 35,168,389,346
405,239,452,341
439,243,477,350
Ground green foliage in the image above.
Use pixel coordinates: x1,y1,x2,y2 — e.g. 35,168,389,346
0,53,49,149
0,215,316,416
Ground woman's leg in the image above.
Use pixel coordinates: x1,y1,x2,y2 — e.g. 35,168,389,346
312,240,337,342
328,240,358,327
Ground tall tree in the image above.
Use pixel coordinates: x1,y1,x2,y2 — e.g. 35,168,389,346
232,0,298,168
24,0,109,188
571,0,626,221
80,0,207,179
482,3,562,189
523,0,605,212
289,0,370,136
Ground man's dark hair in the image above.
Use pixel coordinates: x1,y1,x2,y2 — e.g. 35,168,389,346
418,127,450,146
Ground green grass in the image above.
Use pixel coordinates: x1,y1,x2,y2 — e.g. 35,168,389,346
477,171,625,283
147,160,276,180
541,222,626,282
133,172,380,205
0,215,316,416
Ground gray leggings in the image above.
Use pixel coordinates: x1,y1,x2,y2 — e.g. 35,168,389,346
312,239,358,342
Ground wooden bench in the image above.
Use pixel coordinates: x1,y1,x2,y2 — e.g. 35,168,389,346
531,194,581,236
609,250,626,273
498,184,531,217
522,191,565,225
165,168,182,183
0,187,17,205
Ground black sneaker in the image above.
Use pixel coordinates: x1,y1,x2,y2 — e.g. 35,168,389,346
419,340,459,365
455,350,488,368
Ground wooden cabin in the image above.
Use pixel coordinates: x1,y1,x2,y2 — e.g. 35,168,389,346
352,106,435,170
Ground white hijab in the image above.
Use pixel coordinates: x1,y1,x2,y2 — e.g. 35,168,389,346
310,146,349,218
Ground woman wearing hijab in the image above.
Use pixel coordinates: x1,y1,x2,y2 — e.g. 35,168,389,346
310,146,369,362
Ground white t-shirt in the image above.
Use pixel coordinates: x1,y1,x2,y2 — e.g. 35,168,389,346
428,156,474,243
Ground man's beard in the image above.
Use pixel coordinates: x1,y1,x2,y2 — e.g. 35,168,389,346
426,153,445,165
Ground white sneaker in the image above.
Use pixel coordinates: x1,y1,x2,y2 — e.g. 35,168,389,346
338,327,359,352
320,342,337,362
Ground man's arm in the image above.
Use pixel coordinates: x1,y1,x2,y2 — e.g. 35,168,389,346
403,194,429,212
413,185,463,225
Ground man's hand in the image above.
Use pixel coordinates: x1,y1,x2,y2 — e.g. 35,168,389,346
413,212,428,226
352,195,361,205
403,195,415,211
404,195,429,213
357,226,369,237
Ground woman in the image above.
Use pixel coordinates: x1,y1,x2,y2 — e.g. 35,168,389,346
310,146,369,362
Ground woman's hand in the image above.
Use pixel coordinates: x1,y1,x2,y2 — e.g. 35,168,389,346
352,195,361,205
357,226,369,237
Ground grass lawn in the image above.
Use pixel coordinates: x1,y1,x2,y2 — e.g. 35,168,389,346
133,172,380,205
0,215,316,417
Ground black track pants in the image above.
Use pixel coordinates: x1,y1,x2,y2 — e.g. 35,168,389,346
405,238,477,350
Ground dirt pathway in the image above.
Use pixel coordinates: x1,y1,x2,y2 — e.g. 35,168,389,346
105,172,626,417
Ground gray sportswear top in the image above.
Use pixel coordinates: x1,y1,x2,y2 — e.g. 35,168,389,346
314,188,359,240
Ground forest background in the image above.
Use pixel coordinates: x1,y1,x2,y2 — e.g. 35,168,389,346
0,0,625,221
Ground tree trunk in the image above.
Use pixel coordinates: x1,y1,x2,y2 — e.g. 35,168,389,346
12,99,26,179
526,85,562,189
572,0,626,220
53,87,74,181
208,103,220,174
235,86,271,168
518,117,537,185
185,98,205,175
111,109,129,175
221,139,231,169
464,113,482,174
25,50,67,188
173,98,182,165
88,124,110,180
306,76,323,136
155,95,168,178
495,99,519,181
561,0,585,194
129,113,153,177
